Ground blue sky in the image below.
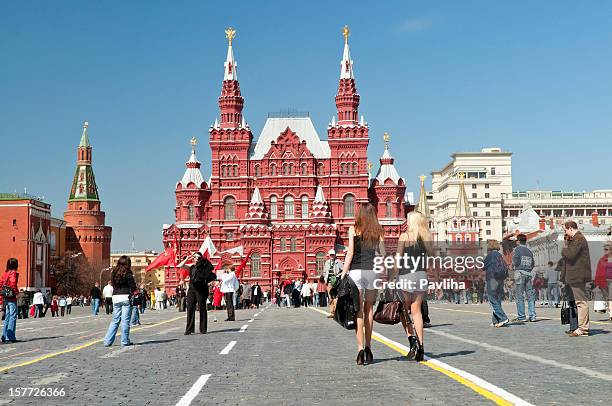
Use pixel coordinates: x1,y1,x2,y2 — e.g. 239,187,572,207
1,1,611,251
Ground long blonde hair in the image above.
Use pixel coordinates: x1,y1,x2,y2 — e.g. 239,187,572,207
354,203,385,246
406,211,432,252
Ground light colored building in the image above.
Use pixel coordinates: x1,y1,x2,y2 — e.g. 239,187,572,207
501,189,612,231
430,147,512,241
110,250,159,286
50,217,67,262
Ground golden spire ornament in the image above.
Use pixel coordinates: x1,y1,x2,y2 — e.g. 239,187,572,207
368,161,373,172
383,132,390,150
190,137,198,153
457,172,465,180
225,27,236,45
419,174,426,184
342,25,350,44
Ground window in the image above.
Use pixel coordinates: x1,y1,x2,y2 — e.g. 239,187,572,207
472,193,477,199
301,196,308,219
270,196,278,219
12,219,16,226
485,202,490,207
472,202,478,207
284,196,295,219
188,204,195,221
290,237,297,252
486,211,491,217
221,165,226,177
485,184,490,189
224,196,236,220
227,231,234,241
486,220,491,226
280,238,286,251
386,200,393,218
251,253,261,277
316,252,326,274
472,184,477,189
283,164,290,175
473,211,478,217
301,163,307,175
254,165,261,177
485,193,490,198
491,167,496,175
486,230,492,235
343,194,355,218
340,163,346,174
270,164,276,176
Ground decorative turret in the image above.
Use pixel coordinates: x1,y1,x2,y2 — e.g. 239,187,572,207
174,138,211,223
455,172,472,217
218,27,244,129
416,174,430,217
177,137,206,189
335,25,360,126
374,133,403,186
310,185,332,223
69,121,99,202
447,172,479,243
245,187,269,223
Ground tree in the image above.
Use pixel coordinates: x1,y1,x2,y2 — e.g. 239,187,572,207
52,251,86,295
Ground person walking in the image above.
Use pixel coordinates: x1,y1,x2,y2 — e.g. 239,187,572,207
561,221,592,337
1,258,19,343
282,279,293,308
340,203,385,365
594,241,612,321
59,296,67,317
252,282,262,309
324,250,343,317
179,252,216,335
300,280,311,307
241,282,252,310
154,288,164,311
545,261,560,307
90,282,102,316
102,280,114,315
16,289,28,319
130,284,144,326
50,296,59,317
512,234,536,322
316,275,327,307
211,282,223,310
33,290,44,318
483,240,510,327
394,211,430,362
219,266,238,321
66,295,73,315
103,256,137,347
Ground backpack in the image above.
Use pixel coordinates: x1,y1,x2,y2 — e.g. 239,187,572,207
493,253,509,281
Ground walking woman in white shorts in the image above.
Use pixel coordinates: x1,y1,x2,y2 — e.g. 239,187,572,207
340,203,385,365
393,211,432,361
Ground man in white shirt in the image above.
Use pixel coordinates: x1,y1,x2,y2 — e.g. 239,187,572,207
300,281,311,307
219,266,238,321
102,281,114,315
33,290,44,318
154,288,164,311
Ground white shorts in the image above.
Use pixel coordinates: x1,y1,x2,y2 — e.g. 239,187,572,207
348,269,379,290
397,271,429,292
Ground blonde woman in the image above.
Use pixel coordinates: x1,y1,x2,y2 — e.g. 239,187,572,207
394,211,431,361
340,203,385,365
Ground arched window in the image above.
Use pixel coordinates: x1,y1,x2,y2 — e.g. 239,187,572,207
301,163,307,175
290,237,297,252
233,165,238,176
289,164,294,175
254,165,261,178
224,196,236,220
301,196,309,219
352,163,357,174
283,164,289,175
284,196,295,219
251,252,261,277
316,252,326,274
317,163,324,175
280,237,286,251
385,200,392,218
270,164,276,176
188,204,195,221
270,196,278,219
221,165,226,177
343,194,355,218
340,163,346,174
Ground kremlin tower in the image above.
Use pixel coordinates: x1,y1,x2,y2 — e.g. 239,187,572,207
64,121,112,268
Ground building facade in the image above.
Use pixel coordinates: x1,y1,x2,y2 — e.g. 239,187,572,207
110,250,159,286
64,121,112,270
161,27,409,294
0,193,52,291
430,147,513,241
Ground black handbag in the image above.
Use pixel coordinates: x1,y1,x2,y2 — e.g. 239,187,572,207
560,301,570,325
374,289,403,325
1,285,15,299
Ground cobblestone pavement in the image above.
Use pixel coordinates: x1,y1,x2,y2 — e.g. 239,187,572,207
0,302,610,405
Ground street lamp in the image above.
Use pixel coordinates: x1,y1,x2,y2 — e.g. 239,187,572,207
99,266,112,286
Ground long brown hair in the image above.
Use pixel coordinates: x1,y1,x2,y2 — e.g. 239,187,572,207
354,203,384,246
112,255,131,286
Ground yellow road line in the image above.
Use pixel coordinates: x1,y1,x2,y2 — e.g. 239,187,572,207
0,315,183,373
308,307,523,405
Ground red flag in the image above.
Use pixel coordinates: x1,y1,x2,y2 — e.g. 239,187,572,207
145,247,175,272
235,249,253,279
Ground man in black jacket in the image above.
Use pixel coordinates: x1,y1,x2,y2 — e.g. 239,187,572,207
179,253,216,335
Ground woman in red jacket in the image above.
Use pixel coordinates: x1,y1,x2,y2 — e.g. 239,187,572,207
1,258,19,343
212,282,223,310
594,242,612,321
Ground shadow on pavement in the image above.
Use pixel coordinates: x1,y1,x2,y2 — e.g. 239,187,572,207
23,336,63,342
426,350,476,358
589,329,610,336
136,339,178,345
428,323,453,328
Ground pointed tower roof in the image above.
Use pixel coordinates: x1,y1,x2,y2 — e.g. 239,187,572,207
417,174,430,218
79,121,90,147
223,27,238,81
69,121,99,202
454,172,472,217
311,185,332,223
245,186,269,223
178,137,206,188
340,25,354,79
375,133,403,185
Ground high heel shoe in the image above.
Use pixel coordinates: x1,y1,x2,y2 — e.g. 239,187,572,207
356,350,365,365
407,336,417,359
414,341,424,362
364,346,373,364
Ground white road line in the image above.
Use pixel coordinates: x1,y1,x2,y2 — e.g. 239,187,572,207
239,324,248,332
31,372,67,386
372,330,535,405
99,345,136,359
59,321,81,325
219,341,237,355
175,374,211,406
64,330,89,337
428,328,612,382
247,319,254,323
254,313,259,317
